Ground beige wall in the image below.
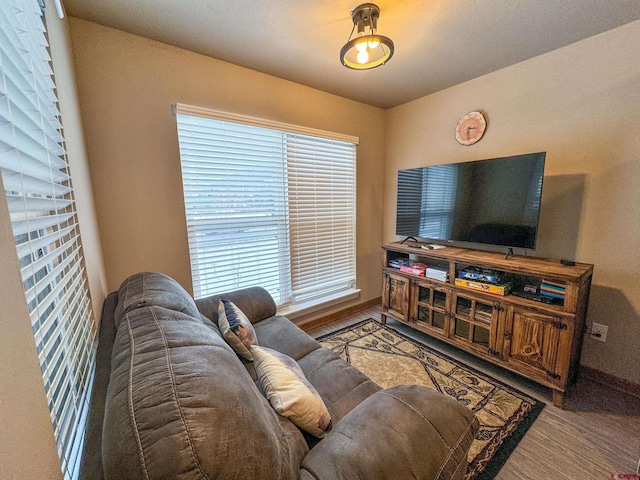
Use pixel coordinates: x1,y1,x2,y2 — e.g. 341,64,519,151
0,2,106,477
68,18,386,319
47,4,108,321
384,20,640,384
0,185,63,479
68,16,640,383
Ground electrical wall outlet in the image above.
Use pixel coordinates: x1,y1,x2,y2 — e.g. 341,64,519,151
590,323,608,342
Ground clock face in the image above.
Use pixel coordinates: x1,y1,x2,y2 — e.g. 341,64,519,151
455,111,487,146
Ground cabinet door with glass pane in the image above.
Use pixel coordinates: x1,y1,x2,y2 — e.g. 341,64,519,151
450,292,501,356
410,280,450,337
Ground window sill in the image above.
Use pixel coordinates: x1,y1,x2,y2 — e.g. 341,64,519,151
277,288,361,320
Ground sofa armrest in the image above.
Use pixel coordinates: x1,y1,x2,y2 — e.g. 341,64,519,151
195,286,277,325
300,385,478,480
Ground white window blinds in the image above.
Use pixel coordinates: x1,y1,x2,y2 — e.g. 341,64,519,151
177,115,291,302
0,1,96,479
175,105,357,310
286,134,356,303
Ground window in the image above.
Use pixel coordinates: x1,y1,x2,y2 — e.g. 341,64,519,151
0,1,96,479
175,104,358,313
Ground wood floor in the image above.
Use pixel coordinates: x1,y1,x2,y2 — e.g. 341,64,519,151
306,304,640,480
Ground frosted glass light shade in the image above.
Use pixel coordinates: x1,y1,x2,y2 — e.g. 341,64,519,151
340,34,394,70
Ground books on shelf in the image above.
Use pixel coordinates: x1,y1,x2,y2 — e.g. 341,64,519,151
387,258,427,276
540,279,566,300
388,258,411,270
400,262,427,276
387,258,448,281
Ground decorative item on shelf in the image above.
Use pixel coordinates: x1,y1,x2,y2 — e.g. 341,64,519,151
340,3,394,70
454,111,487,145
388,258,411,269
400,262,428,276
426,265,448,282
459,266,502,284
455,278,512,296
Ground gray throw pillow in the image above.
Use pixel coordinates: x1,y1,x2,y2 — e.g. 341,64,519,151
218,299,258,361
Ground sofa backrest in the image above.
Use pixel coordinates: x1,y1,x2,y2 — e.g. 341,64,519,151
195,285,277,325
113,271,201,330
102,273,308,480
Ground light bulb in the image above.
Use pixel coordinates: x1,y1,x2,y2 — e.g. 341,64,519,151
357,49,369,64
355,40,368,52
368,38,380,49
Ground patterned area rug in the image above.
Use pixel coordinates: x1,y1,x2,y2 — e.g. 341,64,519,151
317,319,544,480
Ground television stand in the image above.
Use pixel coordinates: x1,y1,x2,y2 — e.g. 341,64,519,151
381,242,593,408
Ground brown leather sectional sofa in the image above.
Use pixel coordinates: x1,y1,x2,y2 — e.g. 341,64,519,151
80,272,478,479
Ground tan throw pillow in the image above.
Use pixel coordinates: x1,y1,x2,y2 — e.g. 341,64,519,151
217,299,258,361
251,345,332,438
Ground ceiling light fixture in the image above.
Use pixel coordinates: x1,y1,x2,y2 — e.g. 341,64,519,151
340,3,394,70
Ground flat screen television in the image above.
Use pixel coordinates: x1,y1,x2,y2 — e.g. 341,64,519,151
396,152,546,250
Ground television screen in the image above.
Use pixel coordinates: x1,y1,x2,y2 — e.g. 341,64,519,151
396,152,546,250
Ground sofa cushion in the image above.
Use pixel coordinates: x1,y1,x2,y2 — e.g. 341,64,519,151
114,272,200,330
218,299,258,360
254,315,322,361
297,347,382,424
253,314,380,423
103,305,308,480
300,385,478,480
252,345,332,438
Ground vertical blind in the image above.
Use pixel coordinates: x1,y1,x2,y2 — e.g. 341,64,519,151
0,1,96,479
175,106,357,308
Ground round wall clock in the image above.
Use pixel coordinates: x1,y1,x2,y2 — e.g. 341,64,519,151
455,111,487,146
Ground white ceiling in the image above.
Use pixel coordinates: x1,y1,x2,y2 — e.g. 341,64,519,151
63,0,640,109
